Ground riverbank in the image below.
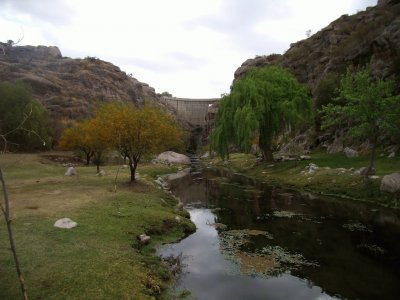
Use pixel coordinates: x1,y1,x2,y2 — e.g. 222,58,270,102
0,153,195,299
204,151,400,207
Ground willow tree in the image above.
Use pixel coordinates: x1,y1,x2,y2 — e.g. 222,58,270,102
210,66,312,161
97,103,183,182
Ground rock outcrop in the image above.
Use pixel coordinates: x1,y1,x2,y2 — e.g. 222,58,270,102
234,1,400,95
0,44,158,120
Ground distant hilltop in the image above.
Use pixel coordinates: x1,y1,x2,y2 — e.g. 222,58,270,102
234,0,400,95
0,43,158,121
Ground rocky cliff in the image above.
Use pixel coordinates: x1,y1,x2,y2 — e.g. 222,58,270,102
0,44,158,120
234,0,400,95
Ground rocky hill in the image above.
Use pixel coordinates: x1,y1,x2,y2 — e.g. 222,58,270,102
234,0,400,95
0,44,158,121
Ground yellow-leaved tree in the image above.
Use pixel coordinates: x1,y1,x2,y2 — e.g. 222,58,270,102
58,118,110,172
58,120,94,165
97,103,183,182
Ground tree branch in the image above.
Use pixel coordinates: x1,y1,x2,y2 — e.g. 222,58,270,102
0,168,29,300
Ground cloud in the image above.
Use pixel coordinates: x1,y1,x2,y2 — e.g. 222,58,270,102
111,53,205,74
186,0,291,53
0,0,75,25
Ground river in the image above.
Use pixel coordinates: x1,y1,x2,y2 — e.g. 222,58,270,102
158,164,400,300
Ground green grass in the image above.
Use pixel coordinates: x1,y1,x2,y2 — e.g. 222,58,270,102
0,153,194,299
207,151,400,207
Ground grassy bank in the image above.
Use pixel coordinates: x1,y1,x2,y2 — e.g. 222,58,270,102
0,153,194,299
205,151,400,207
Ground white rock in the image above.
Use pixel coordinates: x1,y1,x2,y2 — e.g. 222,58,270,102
156,151,191,164
139,234,151,244
201,151,217,158
380,173,400,193
344,147,359,158
54,218,77,229
64,167,76,176
97,170,106,176
308,163,319,174
388,152,395,158
300,155,311,160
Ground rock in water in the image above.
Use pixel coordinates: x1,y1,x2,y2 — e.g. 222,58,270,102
156,151,191,164
64,166,77,176
54,218,77,229
380,173,400,193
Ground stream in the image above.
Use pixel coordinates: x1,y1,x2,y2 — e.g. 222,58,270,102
158,163,400,300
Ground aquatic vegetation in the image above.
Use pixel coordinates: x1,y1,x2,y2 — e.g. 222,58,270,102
342,222,373,232
256,210,306,221
272,210,302,218
357,243,386,255
219,230,318,277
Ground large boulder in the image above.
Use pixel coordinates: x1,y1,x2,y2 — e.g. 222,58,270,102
156,151,191,165
380,173,400,193
344,147,359,158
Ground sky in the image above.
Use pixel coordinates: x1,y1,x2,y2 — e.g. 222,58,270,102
0,0,377,98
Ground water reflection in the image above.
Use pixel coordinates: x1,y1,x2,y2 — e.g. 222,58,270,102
159,167,400,300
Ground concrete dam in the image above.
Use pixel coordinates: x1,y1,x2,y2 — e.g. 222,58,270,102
163,96,220,127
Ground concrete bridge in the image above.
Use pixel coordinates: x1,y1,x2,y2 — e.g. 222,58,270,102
163,96,220,127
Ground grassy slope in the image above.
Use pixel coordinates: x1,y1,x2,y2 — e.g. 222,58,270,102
207,151,400,207
0,153,194,300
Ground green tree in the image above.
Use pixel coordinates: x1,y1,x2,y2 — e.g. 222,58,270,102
314,73,341,132
97,103,183,182
321,67,400,175
210,66,312,161
0,82,51,151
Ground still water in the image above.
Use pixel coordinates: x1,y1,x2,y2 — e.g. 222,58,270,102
158,166,400,300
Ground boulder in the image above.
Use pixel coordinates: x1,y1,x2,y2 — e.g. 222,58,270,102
97,170,106,176
307,163,319,174
388,152,395,158
380,173,400,193
54,218,77,229
201,151,216,159
64,166,76,176
344,147,359,158
156,151,191,164
138,234,151,244
357,167,376,176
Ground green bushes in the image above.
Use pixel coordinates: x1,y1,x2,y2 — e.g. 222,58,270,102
0,81,51,151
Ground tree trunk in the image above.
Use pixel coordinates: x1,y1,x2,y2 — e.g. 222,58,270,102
85,151,91,165
96,164,100,173
259,142,274,162
0,168,29,300
128,157,137,182
365,135,377,178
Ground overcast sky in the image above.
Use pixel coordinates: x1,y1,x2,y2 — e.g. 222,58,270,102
1,0,377,98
